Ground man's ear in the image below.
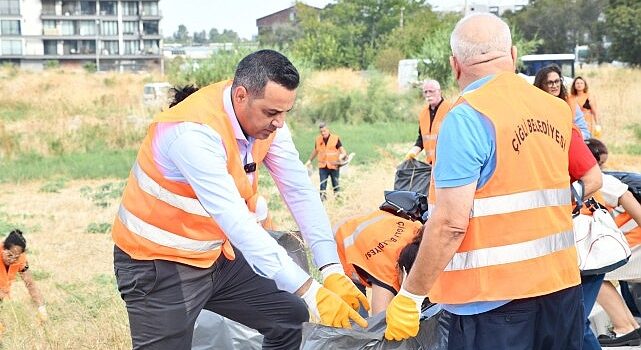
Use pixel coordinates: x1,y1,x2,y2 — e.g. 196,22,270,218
449,56,461,80
232,85,248,104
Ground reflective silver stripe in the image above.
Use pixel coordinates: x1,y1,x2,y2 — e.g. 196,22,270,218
118,205,223,252
343,214,388,249
621,219,638,233
133,162,209,217
472,188,571,218
444,229,575,271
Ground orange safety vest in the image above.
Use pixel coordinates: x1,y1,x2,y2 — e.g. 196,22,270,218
334,210,422,292
0,254,27,295
613,211,641,248
428,72,579,304
572,93,596,136
112,80,276,268
419,99,453,164
315,134,340,170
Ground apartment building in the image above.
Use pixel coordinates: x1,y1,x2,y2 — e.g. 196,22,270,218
0,0,162,71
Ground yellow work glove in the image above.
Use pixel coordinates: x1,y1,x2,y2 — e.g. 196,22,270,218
405,151,417,161
36,305,48,323
321,264,370,312
594,124,602,138
301,280,368,329
384,286,426,341
305,160,312,167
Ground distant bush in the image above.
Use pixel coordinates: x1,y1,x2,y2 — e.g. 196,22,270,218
44,60,59,69
83,62,97,73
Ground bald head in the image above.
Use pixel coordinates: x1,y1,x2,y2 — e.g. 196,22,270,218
449,13,516,88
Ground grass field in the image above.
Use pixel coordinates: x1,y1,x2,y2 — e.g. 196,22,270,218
0,65,640,349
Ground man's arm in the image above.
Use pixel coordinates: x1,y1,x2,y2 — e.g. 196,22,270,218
568,128,601,198
403,183,476,295
306,148,318,165
619,191,641,227
580,164,602,199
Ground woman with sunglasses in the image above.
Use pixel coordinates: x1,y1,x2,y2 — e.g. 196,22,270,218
534,65,592,139
1,229,47,322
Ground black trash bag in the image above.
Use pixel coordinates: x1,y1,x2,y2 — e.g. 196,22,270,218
605,171,641,203
394,159,432,195
300,306,449,350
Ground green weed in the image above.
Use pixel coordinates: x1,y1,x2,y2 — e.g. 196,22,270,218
86,223,112,234
30,270,51,281
39,178,67,193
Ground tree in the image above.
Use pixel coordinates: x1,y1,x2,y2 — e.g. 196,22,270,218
193,30,208,44
173,24,189,43
208,28,220,42
605,3,641,65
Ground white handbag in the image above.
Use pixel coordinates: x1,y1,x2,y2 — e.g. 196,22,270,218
572,181,632,275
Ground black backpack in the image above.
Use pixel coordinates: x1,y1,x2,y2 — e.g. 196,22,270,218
605,171,641,203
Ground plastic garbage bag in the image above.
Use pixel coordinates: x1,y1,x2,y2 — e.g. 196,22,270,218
300,305,449,350
394,159,432,195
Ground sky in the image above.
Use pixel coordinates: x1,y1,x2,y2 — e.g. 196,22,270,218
158,0,333,40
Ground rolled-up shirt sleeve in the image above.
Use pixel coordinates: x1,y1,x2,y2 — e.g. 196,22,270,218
263,123,341,269
164,123,310,293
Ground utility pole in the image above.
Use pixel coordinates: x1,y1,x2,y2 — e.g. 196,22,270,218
400,7,404,29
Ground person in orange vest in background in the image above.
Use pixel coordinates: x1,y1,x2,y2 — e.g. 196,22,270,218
384,13,587,349
405,80,452,164
305,122,347,200
334,191,428,316
584,138,641,347
1,229,47,324
111,50,368,350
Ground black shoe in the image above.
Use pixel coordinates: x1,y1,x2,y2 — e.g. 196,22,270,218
598,328,641,347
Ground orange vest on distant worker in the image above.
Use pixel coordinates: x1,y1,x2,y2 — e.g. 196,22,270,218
334,210,422,292
613,210,641,248
428,73,579,304
316,134,340,170
419,99,452,164
112,80,275,268
0,254,27,295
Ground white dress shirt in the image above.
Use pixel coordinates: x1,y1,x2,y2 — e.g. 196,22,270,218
150,86,339,293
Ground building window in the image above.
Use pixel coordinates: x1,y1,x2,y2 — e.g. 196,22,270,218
100,1,117,16
142,21,158,35
101,40,118,55
44,40,58,55
61,1,79,15
123,40,140,54
142,2,158,16
80,1,96,15
60,21,75,35
489,6,499,15
123,1,138,16
122,21,138,35
143,39,158,54
63,40,78,54
1,20,20,35
102,21,118,36
78,40,95,54
1,39,21,55
0,0,19,15
42,0,56,15
79,21,96,36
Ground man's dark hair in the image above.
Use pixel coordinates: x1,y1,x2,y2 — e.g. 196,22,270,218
397,229,423,275
4,229,26,250
533,65,568,101
231,49,299,98
585,138,608,162
169,85,199,108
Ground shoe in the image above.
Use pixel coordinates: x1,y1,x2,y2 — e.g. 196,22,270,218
598,328,641,347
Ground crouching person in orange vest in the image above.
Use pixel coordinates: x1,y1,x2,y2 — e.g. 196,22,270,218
384,14,584,349
335,191,428,316
111,50,368,350
1,229,47,323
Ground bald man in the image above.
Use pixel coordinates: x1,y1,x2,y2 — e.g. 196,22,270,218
384,13,584,349
406,80,452,164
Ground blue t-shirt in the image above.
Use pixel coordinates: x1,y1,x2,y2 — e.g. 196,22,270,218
433,75,510,315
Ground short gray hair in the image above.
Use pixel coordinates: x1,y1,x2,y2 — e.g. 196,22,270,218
423,79,441,90
450,13,512,64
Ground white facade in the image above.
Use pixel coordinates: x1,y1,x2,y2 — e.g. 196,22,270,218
0,0,162,71
427,0,530,15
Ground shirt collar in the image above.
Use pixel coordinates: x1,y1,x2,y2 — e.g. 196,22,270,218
462,75,495,94
223,86,253,144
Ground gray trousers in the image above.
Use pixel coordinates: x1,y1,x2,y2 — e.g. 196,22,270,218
114,245,309,350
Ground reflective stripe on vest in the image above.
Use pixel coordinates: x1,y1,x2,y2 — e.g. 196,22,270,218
133,162,209,217
473,188,571,217
342,214,388,249
621,219,639,233
118,205,224,252
445,229,574,271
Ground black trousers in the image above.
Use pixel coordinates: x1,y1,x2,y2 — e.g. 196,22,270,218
319,167,340,199
114,246,308,350
446,285,584,350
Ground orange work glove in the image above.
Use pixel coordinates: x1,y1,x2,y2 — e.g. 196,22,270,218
384,286,426,341
301,280,368,328
321,264,370,312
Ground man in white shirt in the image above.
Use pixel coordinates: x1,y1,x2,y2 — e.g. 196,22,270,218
112,50,369,349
